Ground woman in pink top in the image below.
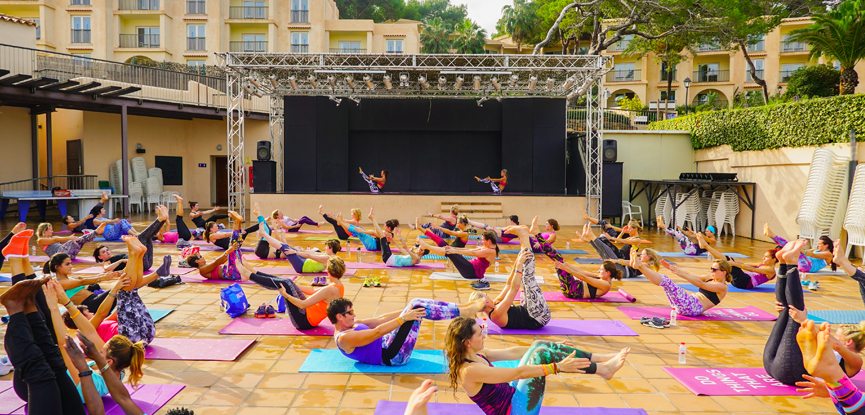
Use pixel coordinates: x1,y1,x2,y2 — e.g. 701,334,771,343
417,230,498,291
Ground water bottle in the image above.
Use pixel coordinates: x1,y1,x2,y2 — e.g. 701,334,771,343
678,342,687,364
566,241,571,250
30,246,36,256
346,240,352,261
480,316,489,337
670,306,678,327
494,260,500,273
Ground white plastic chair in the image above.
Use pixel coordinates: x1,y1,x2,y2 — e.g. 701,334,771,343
621,201,643,226
844,164,865,256
128,182,144,214
143,176,162,213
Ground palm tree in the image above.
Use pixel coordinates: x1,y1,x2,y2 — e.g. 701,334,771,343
499,0,537,51
452,19,487,53
421,17,451,53
788,0,865,94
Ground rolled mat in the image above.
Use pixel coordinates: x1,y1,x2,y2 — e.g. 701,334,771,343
0,381,185,415
220,317,335,336
807,310,865,324
429,272,543,284
618,305,776,321
374,401,648,415
486,319,637,336
515,290,635,303
298,349,517,374
658,251,748,258
144,338,255,361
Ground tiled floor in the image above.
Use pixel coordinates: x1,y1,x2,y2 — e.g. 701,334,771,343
0,214,849,414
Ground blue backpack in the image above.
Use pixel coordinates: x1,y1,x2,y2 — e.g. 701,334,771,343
220,283,249,318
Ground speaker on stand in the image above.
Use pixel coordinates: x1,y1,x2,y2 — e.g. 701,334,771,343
253,160,276,193
256,140,272,161
602,139,617,162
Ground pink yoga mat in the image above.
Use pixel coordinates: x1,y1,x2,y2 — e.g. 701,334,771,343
196,244,254,252
375,401,648,415
144,338,255,361
618,305,777,321
486,319,637,336
296,229,334,234
515,290,635,303
252,266,356,276
219,317,335,336
0,381,184,415
467,239,520,245
28,255,95,264
343,261,445,270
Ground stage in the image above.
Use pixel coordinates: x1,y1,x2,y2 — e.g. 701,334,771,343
251,193,586,226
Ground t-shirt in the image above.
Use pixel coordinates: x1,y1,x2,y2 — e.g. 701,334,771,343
97,319,119,342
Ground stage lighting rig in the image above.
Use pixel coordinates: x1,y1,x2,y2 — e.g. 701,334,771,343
454,76,464,90
383,74,393,90
438,76,447,90
472,76,481,91
528,75,538,92
363,75,375,90
399,73,410,88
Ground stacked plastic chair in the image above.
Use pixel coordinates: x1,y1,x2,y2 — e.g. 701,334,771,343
128,182,144,214
143,176,162,213
844,164,865,256
797,149,849,240
697,190,713,231
714,191,740,237
654,190,674,229
674,191,700,230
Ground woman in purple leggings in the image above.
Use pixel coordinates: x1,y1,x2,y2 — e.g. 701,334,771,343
630,254,730,316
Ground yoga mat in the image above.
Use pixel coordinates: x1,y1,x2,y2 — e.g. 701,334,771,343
374,401,648,415
618,305,776,321
0,275,9,283
573,257,603,264
664,367,801,396
298,349,518,374
77,265,188,275
28,255,49,262
807,310,865,324
144,338,255,361
421,254,473,260
0,381,185,415
658,251,748,258
177,274,254,284
220,317,335,336
429,272,543,284
803,270,846,276
297,229,333,234
467,239,520,245
305,236,358,242
500,249,588,255
195,244,254,252
147,308,173,323
253,266,356,276
343,261,445,270
515,290,635,303
486,319,637,336
677,283,779,294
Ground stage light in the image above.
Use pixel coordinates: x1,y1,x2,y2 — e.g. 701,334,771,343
363,75,375,90
383,74,393,90
438,76,447,90
268,74,279,88
328,95,342,106
399,73,410,88
454,76,464,90
528,75,538,92
307,75,318,89
476,96,489,107
243,80,262,97
509,74,519,89
345,76,355,91
327,75,337,90
562,76,575,91
472,75,481,91
288,76,298,91
545,77,555,91
418,75,430,90
490,77,501,92
348,96,361,105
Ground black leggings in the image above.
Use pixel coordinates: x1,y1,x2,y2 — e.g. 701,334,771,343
763,264,807,385
381,320,414,365
380,237,393,263
447,254,479,279
80,291,111,314
322,214,351,240
137,217,165,271
249,272,313,330
176,215,192,241
6,312,85,415
193,213,229,229
851,269,865,308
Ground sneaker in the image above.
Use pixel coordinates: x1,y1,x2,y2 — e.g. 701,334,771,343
641,317,670,329
0,356,12,376
176,239,192,249
808,281,819,291
471,280,491,291
275,295,286,313
311,276,324,287
264,304,276,318
362,277,373,288
254,303,268,319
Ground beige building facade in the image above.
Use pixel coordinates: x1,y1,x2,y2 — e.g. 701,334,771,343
486,17,865,108
0,0,420,65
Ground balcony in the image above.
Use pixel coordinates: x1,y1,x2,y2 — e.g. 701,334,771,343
780,69,801,82
118,0,160,11
291,10,308,23
692,70,730,82
230,41,267,52
660,70,677,82
120,34,160,48
229,6,268,19
781,40,807,52
386,50,403,54
695,43,723,52
606,69,640,82
330,48,365,53
291,44,309,53
186,0,205,14
71,29,91,44
70,0,91,5
747,41,765,52
187,37,205,51
745,69,764,82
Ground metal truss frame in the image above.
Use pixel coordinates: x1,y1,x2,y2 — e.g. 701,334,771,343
225,67,246,219
585,79,604,221
269,95,284,192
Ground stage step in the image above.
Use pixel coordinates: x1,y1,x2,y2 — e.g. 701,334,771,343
441,201,506,223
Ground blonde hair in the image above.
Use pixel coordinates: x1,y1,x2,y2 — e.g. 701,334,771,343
713,259,733,283
627,219,642,230
450,205,459,215
327,256,346,279
842,321,865,352
641,248,661,271
271,209,281,219
350,208,361,221
105,335,146,387
36,223,51,238
445,317,477,392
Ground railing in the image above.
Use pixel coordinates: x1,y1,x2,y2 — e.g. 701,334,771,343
291,44,309,53
696,43,723,52
186,0,205,14
780,70,800,82
606,69,640,82
71,0,91,5
291,10,308,23
386,50,404,54
229,6,268,19
782,41,807,52
119,34,159,48
330,48,365,53
71,29,91,44
745,69,764,82
230,41,267,52
187,37,206,51
692,69,730,82
660,70,677,81
567,107,673,132
0,175,97,192
118,0,160,11
747,41,765,52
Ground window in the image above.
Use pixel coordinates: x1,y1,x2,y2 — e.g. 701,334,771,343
291,0,308,23
187,59,206,73
660,62,676,81
747,35,765,52
71,0,91,5
136,26,159,47
31,17,40,40
186,0,205,14
291,31,308,53
612,63,635,81
386,39,403,53
696,63,720,82
660,90,676,102
241,33,266,52
745,59,764,82
337,40,362,53
782,35,806,52
187,24,205,51
71,16,90,44
781,63,805,81
242,0,266,19
611,34,633,51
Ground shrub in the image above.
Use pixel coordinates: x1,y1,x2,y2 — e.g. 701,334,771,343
784,64,841,99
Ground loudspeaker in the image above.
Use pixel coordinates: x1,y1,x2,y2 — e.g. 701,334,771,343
252,160,276,193
256,140,272,161
602,162,623,218
602,139,617,162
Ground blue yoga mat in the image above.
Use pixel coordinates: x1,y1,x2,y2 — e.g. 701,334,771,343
807,310,865,324
573,257,603,264
147,309,173,323
299,349,516,373
0,275,11,283
421,254,472,260
500,249,587,255
678,283,777,294
659,251,748,258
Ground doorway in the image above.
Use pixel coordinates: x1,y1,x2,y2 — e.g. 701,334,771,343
66,139,83,188
212,155,228,206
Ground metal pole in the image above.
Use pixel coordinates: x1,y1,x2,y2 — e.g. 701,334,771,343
849,129,858,195
121,105,130,215
30,110,39,189
45,110,53,189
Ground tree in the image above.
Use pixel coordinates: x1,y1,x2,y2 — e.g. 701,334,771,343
499,0,540,51
788,0,865,94
335,0,404,21
451,19,487,54
420,17,451,53
626,32,699,112
784,64,841,98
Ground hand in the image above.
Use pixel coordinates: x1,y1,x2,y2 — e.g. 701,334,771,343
12,222,27,233
788,305,807,325
555,352,592,373
47,279,70,304
404,379,437,415
399,307,426,323
101,271,121,282
43,283,58,305
111,276,131,293
660,259,675,271
795,374,830,399
277,286,288,298
64,336,91,372
774,301,785,313
77,333,106,365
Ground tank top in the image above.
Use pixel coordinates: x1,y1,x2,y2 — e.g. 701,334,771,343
335,323,383,365
468,354,515,415
471,257,490,278
213,236,230,250
499,178,507,191
306,283,344,326
699,286,722,305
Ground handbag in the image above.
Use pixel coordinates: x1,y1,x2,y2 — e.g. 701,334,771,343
219,283,249,318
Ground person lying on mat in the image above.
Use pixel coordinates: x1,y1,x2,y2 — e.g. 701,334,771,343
576,223,631,278
469,249,550,330
420,215,470,248
698,233,778,289
327,296,485,366
421,205,460,238
43,253,120,314
370,214,426,267
446,316,628,415
204,210,258,251
359,167,388,193
467,215,520,244
89,205,170,273
794,320,865,415
329,207,391,252
629,254,729,317
416,230,498,291
171,194,205,241
319,205,362,241
249,257,346,330
766,224,835,274
36,222,106,260
474,168,507,194
255,228,340,286
189,201,227,229
528,216,559,246
607,248,662,278
833,239,865,307
63,213,96,234
187,241,248,282
269,209,319,233
656,215,716,256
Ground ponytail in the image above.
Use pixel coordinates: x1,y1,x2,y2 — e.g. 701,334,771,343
44,253,70,275
105,335,147,387
203,221,216,242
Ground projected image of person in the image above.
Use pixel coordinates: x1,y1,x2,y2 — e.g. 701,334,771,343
475,169,508,194
359,167,387,193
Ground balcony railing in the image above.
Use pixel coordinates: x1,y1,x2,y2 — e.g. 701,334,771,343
291,10,308,23
186,0,205,14
330,48,365,53
71,29,91,44
70,0,91,5
695,43,723,52
606,69,640,82
780,69,802,82
119,34,159,48
747,41,765,52
692,69,730,82
229,6,268,19
782,41,807,52
230,41,267,52
291,44,309,53
118,0,160,11
660,70,677,81
187,37,205,51
745,69,764,82
386,50,403,54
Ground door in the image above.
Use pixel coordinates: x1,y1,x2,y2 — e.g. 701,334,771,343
66,139,83,188
212,156,228,206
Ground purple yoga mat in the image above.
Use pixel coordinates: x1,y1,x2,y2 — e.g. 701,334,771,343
144,338,255,361
467,239,520,245
375,401,648,415
253,265,356,276
343,261,446,270
0,381,184,415
30,255,95,264
196,244,254,252
219,317,335,336
296,229,334,234
515,290,634,303
618,305,777,321
486,319,637,336
178,273,256,284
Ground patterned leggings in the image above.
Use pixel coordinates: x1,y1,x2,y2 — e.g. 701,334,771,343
381,298,460,366
248,272,315,329
511,341,596,415
44,231,97,259
771,236,825,273
536,236,585,299
666,228,705,256
220,230,244,281
101,219,135,242
588,238,629,278
516,249,551,326
658,275,704,316
116,289,155,345
360,172,380,193
479,178,501,194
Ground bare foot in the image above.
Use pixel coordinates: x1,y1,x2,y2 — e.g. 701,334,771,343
763,223,774,239
368,207,375,221
11,222,26,234
595,350,628,380
833,239,847,265
124,235,147,255
656,215,666,230
695,232,707,249
173,193,183,203
797,320,837,378
95,221,107,235
228,210,244,222
782,239,807,263
0,278,47,315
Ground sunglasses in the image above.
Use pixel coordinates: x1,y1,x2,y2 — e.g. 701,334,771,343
341,309,355,316
710,267,721,272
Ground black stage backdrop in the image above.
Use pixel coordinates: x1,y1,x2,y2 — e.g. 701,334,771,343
283,96,566,194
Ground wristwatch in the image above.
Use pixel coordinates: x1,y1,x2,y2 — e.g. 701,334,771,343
79,370,93,378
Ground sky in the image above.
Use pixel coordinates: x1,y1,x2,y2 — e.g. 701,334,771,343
450,0,512,35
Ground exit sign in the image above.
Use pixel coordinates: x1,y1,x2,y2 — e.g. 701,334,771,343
198,163,207,168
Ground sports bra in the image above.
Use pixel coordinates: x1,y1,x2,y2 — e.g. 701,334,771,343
336,323,383,365
468,354,515,415
305,284,345,326
699,286,722,305
65,284,87,299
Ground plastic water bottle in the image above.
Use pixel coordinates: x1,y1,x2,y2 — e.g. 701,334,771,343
670,306,678,327
480,316,489,337
494,260,500,273
678,342,687,364
566,241,571,250
30,246,36,256
346,240,352,261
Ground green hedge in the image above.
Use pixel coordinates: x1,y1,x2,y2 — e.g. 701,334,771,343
647,94,865,151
